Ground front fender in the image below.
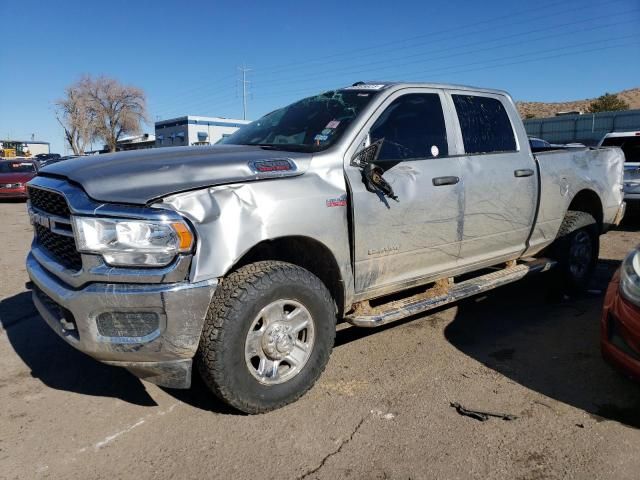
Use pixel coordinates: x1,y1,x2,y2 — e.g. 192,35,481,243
159,173,354,306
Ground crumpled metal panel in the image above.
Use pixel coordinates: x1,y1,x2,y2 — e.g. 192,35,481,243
525,146,624,255
160,151,355,308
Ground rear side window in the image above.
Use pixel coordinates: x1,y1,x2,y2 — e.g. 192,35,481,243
452,95,517,155
370,93,449,161
601,136,640,162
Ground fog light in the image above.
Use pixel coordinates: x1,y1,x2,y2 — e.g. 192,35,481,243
96,312,160,338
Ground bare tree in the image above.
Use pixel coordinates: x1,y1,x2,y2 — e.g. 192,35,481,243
55,77,96,155
86,76,148,152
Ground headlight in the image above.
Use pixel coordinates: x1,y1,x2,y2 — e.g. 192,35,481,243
72,217,194,267
620,248,640,305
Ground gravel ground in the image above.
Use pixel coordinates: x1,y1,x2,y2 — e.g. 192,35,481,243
2,200,640,480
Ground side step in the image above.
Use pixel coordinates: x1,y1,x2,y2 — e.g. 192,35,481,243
345,258,556,328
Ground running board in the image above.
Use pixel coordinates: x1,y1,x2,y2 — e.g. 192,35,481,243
345,258,556,328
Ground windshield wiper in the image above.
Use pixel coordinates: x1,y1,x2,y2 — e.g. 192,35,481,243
253,143,313,153
255,144,281,150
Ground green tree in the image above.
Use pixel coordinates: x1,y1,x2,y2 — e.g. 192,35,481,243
588,93,629,113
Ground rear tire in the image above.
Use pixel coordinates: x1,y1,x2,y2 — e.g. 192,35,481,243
549,210,599,295
197,261,336,414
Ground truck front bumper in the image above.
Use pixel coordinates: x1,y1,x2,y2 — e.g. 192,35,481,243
26,253,217,388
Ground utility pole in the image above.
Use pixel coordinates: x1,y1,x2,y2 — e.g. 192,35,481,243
238,65,251,120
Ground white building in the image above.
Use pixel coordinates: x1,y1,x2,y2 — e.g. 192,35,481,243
155,116,251,147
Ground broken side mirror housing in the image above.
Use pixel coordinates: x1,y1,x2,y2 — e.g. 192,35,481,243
351,138,398,202
351,137,383,168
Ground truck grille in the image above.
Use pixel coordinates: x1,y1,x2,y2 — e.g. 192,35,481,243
34,224,83,271
29,185,82,272
28,186,71,217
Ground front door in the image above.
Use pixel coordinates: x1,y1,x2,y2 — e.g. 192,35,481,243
345,89,464,297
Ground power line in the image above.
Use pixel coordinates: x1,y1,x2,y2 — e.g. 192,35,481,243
149,0,607,117
255,12,639,90
148,0,637,120
238,65,252,120
257,0,631,77
251,37,640,105
153,15,632,120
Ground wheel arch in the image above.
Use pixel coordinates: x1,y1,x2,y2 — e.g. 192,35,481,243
568,189,604,233
228,235,346,316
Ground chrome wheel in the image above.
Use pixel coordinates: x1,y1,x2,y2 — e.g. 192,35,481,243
569,230,592,279
245,299,315,385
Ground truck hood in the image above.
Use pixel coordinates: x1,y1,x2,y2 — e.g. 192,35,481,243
39,145,312,204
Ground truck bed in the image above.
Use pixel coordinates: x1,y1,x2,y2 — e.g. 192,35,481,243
526,146,624,255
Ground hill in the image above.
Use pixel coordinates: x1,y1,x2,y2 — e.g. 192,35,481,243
516,87,640,119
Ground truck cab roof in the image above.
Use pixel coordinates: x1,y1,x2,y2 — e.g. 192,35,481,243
341,81,512,98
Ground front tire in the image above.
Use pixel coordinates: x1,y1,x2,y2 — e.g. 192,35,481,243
550,210,599,295
197,261,336,414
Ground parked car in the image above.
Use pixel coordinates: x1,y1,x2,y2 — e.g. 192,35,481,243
598,131,640,205
34,153,61,167
0,159,38,199
602,246,640,380
26,82,625,413
41,155,77,167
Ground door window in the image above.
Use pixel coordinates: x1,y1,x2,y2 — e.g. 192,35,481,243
452,95,517,154
370,93,449,161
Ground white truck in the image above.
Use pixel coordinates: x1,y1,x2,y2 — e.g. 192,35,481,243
598,131,640,205
27,82,625,413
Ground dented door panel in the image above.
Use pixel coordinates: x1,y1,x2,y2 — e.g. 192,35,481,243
447,90,539,266
343,88,464,296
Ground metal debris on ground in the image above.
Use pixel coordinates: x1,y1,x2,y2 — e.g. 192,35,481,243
450,402,518,422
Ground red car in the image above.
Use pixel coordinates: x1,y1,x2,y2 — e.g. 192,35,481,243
0,159,38,199
602,247,640,380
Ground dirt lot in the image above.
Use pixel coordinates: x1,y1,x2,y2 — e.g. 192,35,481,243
2,200,640,480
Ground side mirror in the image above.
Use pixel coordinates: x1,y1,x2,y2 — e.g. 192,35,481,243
351,138,384,168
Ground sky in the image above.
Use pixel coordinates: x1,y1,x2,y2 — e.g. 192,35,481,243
0,0,638,154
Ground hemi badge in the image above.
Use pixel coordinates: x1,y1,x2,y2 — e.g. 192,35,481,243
249,159,297,174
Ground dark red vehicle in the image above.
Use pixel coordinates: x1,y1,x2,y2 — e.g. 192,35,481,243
0,159,38,199
602,247,640,380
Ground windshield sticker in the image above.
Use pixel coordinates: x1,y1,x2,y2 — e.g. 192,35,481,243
314,134,329,142
325,120,340,129
357,93,370,97
431,145,440,157
344,84,385,91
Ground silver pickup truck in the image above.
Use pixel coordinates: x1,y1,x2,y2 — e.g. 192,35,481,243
26,82,625,413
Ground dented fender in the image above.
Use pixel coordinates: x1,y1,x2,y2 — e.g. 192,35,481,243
160,154,355,311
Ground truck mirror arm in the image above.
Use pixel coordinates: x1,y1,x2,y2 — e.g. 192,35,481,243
362,163,399,202
351,138,399,202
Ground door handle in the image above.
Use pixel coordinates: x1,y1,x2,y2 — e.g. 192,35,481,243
514,169,534,178
432,176,460,186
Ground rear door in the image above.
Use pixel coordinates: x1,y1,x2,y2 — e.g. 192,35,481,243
344,88,464,296
448,91,538,266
